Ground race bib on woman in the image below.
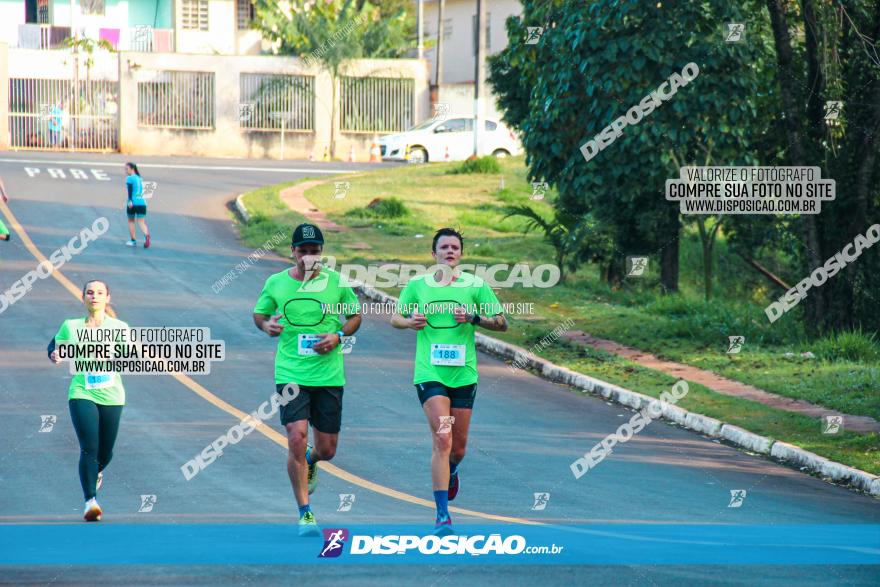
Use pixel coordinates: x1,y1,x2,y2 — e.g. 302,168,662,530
430,344,466,366
85,373,114,390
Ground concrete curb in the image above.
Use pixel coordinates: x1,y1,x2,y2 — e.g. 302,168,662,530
720,424,773,454
234,194,251,223
353,284,879,498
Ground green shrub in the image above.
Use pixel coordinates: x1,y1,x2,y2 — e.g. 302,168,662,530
641,294,800,346
344,197,409,219
814,329,880,363
447,156,501,175
370,198,408,218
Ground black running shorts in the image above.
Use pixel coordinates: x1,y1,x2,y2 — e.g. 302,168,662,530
415,381,477,409
276,383,344,433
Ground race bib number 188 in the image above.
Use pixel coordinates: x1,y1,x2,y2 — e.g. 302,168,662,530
430,344,466,366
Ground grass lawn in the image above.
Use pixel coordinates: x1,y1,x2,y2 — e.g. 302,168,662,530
239,157,880,476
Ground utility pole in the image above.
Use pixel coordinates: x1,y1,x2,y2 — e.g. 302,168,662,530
473,0,486,157
435,0,445,86
417,0,424,60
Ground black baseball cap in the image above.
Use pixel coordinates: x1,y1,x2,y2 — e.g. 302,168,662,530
291,223,324,246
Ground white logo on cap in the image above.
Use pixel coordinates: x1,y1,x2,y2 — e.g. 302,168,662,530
302,226,316,239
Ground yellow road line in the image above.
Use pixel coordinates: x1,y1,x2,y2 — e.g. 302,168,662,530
0,200,83,300
3,200,542,526
172,373,541,524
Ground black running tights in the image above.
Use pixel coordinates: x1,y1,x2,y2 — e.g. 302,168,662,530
68,399,123,501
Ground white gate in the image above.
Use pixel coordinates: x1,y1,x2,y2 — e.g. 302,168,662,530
9,78,119,151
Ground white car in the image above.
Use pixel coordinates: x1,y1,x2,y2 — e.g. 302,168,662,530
379,117,521,163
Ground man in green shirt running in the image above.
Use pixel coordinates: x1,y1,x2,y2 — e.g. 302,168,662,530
253,223,361,536
391,227,507,535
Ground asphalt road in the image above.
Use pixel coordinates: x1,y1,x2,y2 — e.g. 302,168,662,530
0,151,877,586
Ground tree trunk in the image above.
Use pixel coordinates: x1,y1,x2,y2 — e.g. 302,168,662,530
556,249,566,283
435,0,445,86
660,236,680,294
737,253,791,291
603,258,624,287
697,217,721,301
850,0,880,227
839,0,880,332
802,0,825,145
765,0,825,332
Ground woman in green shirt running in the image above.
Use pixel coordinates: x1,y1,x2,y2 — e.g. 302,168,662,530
1,176,12,242
392,228,507,535
47,280,129,522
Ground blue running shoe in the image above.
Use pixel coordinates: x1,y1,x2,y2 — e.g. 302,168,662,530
434,513,454,536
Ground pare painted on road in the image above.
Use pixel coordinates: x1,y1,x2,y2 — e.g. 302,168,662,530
24,167,111,181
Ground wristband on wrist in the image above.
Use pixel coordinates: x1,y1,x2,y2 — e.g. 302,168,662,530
336,330,345,341
470,314,482,326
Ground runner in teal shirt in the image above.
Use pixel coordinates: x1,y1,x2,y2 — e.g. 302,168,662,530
124,162,151,248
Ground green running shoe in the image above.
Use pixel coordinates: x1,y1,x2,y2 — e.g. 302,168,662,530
306,444,318,495
298,510,320,537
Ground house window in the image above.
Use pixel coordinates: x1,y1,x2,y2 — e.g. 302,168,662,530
182,0,209,31
426,16,452,40
37,0,50,24
472,12,491,55
239,73,315,131
442,18,452,40
81,0,105,16
138,71,215,129
340,76,415,133
237,0,255,30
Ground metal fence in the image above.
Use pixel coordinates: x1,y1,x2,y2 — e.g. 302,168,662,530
239,73,315,131
128,27,176,53
8,78,119,151
137,70,214,129
17,24,71,49
340,76,415,133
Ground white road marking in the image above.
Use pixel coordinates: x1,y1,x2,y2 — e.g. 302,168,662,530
0,159,349,174
22,167,113,180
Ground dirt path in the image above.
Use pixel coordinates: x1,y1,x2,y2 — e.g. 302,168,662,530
279,181,347,232
563,330,880,434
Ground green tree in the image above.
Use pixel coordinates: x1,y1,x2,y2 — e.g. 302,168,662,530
489,0,768,291
60,35,115,137
491,0,880,334
502,205,614,282
763,0,880,334
253,0,414,157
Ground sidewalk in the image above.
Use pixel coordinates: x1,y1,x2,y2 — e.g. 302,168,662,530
279,181,347,232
